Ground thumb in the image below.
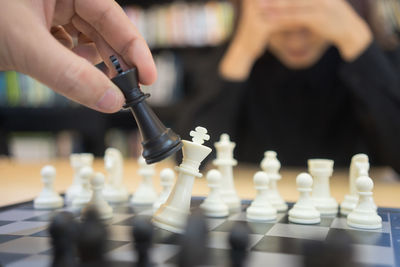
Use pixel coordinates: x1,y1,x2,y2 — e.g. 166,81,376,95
22,26,125,113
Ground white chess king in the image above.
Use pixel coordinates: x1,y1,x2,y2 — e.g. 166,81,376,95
153,126,212,233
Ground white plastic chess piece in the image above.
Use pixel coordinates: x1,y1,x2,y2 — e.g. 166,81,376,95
34,165,64,209
200,169,229,218
308,159,338,215
131,156,157,205
340,154,370,215
153,126,212,233
288,173,321,224
66,153,94,202
153,168,175,211
213,134,241,213
261,151,288,212
347,175,382,229
103,148,129,203
83,172,113,220
72,166,93,209
246,171,277,222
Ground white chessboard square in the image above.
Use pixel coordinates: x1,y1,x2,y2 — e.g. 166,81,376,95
266,223,329,241
247,251,302,267
205,218,226,230
207,231,264,250
330,217,391,233
0,221,48,235
0,210,50,221
7,254,50,267
107,214,135,225
107,243,180,263
107,225,132,242
352,244,395,266
0,236,50,254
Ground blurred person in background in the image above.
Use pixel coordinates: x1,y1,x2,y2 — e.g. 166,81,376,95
176,0,400,172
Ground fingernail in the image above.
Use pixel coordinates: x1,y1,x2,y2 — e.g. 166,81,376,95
96,88,123,112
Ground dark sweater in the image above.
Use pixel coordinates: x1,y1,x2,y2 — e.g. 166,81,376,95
176,42,400,172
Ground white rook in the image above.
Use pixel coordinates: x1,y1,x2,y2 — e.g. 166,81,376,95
308,159,338,215
213,134,241,212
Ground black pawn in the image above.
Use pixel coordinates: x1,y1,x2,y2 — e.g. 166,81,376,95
229,222,250,267
110,55,183,164
132,216,154,267
178,210,209,267
77,208,108,267
49,211,78,267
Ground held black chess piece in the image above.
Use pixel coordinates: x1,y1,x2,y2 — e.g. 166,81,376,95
110,55,183,164
49,211,79,267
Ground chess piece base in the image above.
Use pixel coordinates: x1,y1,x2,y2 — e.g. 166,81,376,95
312,197,338,216
347,210,382,229
153,205,188,234
200,200,229,218
246,204,277,222
34,195,63,210
340,194,358,215
103,186,129,203
288,206,321,224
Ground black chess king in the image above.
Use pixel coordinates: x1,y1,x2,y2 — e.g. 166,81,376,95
110,55,183,164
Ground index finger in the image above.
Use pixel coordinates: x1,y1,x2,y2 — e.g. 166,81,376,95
75,0,157,85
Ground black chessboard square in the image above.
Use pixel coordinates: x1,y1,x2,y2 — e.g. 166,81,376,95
165,247,229,266
30,229,49,237
326,228,391,247
23,212,57,222
153,228,182,245
112,205,136,214
0,235,21,245
0,252,30,265
278,214,335,227
213,220,274,235
0,221,13,227
252,235,317,255
113,216,136,226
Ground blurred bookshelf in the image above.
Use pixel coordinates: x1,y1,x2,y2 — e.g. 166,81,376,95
0,0,234,160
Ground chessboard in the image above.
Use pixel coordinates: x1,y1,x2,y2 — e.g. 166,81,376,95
0,197,398,267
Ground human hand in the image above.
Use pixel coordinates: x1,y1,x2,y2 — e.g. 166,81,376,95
262,0,373,61
0,0,157,113
220,0,280,80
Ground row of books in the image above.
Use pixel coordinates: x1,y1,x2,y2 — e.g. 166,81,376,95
124,1,234,48
377,0,400,35
0,51,183,108
0,71,73,107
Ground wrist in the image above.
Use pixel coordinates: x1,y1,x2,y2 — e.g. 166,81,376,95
337,19,373,61
219,36,261,81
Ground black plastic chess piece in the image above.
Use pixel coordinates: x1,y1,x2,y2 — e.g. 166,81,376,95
49,211,79,267
77,208,108,267
229,222,250,267
110,55,183,164
132,216,154,267
178,209,209,267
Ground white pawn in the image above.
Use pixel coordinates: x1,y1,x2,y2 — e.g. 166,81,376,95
261,151,288,212
153,168,175,211
34,165,64,209
131,156,157,205
347,175,382,229
246,171,277,222
72,166,93,209
83,172,113,220
288,173,321,224
200,169,229,218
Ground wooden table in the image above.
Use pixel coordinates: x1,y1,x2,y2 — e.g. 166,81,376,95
0,158,399,208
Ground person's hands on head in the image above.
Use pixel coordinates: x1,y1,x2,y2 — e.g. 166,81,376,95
0,0,157,113
220,0,282,80
262,0,373,67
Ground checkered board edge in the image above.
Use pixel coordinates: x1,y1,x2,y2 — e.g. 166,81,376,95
0,197,398,267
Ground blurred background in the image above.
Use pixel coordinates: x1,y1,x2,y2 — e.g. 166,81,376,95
0,0,399,162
